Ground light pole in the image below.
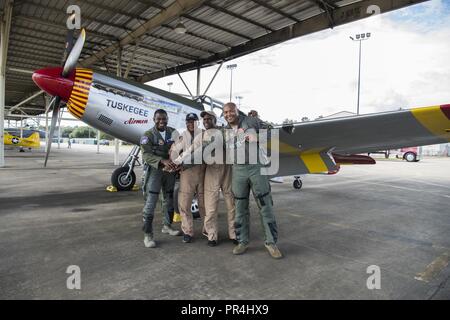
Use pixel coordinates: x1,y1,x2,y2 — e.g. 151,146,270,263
226,64,237,102
235,95,243,107
167,82,173,92
349,32,371,115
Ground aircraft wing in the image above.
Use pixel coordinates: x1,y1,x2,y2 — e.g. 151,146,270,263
274,104,450,177
3,131,41,149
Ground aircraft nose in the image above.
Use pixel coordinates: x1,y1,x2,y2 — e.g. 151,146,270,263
32,67,74,102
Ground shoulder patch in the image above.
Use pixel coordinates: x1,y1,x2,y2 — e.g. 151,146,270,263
140,136,149,145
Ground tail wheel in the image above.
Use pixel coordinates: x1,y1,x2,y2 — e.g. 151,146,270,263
293,179,302,190
404,152,417,162
191,197,200,219
111,166,136,191
155,183,198,218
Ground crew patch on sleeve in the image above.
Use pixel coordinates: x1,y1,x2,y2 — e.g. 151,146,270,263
140,136,149,145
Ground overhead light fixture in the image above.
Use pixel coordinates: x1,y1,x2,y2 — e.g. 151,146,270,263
174,18,186,34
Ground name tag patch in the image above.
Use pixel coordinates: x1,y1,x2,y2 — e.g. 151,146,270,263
140,136,149,145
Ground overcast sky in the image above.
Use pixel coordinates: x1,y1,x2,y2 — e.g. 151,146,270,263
49,0,450,128
149,0,450,124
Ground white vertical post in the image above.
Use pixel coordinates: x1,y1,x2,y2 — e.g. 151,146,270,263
45,97,49,151
57,125,61,149
0,69,4,166
114,139,119,165
97,129,100,154
196,67,201,97
57,108,63,149
226,64,237,102
20,119,23,138
0,0,14,167
357,39,362,115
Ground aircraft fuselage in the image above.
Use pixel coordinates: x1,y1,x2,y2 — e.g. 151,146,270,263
33,67,205,144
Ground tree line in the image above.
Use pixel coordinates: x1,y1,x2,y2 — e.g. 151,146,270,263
37,126,114,140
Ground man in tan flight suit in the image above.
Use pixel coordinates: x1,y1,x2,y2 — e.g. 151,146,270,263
171,113,206,243
200,110,237,247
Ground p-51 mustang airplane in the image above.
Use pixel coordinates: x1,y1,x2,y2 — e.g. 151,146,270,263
32,29,450,190
3,131,40,151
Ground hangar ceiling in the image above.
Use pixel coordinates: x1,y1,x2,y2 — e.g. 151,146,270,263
1,0,427,120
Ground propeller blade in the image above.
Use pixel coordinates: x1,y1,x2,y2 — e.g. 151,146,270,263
61,29,74,66
62,28,86,77
44,96,61,167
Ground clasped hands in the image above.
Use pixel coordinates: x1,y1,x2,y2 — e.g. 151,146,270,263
160,159,181,172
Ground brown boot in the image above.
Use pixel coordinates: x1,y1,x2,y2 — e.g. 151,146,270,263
264,243,283,259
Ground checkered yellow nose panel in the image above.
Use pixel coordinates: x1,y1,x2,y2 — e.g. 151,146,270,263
67,68,93,119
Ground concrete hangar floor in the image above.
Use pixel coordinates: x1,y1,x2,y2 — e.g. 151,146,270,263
0,144,449,299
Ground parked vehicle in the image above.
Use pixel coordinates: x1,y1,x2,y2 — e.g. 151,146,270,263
393,147,421,162
368,147,421,162
99,139,110,145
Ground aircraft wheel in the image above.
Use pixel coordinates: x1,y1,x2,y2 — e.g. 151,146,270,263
293,179,302,190
404,152,416,162
111,166,136,191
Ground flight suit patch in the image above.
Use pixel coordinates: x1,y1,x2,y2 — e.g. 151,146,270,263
140,136,149,145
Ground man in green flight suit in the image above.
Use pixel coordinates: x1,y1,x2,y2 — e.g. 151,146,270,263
223,102,282,259
140,109,182,248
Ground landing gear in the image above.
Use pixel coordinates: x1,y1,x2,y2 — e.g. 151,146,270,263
111,145,141,191
293,176,302,190
111,167,136,191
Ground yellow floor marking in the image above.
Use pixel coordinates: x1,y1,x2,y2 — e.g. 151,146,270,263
173,212,182,223
106,185,139,192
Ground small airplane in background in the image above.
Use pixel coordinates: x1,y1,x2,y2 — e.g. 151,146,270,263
31,29,450,191
3,131,41,152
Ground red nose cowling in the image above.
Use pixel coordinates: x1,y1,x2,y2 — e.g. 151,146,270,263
32,67,75,102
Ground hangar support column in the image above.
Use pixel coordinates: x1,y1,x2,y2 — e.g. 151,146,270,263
0,0,13,167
